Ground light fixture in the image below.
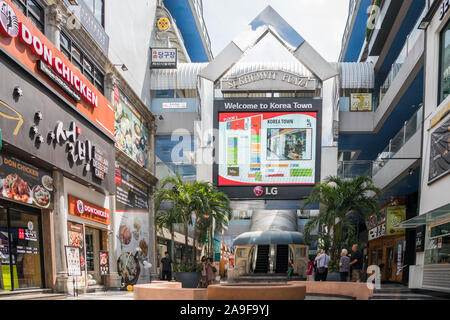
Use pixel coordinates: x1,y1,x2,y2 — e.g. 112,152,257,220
113,64,128,72
68,0,79,5
158,115,164,120
409,168,414,175
418,20,429,30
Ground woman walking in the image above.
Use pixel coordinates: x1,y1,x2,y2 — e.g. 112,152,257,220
339,249,350,282
206,257,216,286
199,256,207,288
306,258,314,281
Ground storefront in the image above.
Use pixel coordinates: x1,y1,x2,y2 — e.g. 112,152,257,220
368,204,407,282
0,0,115,292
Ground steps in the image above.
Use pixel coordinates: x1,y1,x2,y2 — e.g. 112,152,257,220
254,245,270,273
0,289,67,300
275,245,289,274
234,274,304,283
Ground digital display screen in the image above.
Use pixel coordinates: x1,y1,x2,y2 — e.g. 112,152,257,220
218,112,317,185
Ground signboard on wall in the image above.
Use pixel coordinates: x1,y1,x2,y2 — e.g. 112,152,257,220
68,195,110,226
416,225,426,252
428,116,450,184
99,251,109,276
114,88,149,167
350,93,373,111
150,48,177,69
0,153,53,209
214,98,322,200
386,206,406,236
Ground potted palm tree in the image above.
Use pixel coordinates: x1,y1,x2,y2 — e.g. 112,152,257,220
155,173,232,288
303,176,381,280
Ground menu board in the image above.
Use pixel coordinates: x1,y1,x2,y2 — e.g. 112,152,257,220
99,251,109,276
65,246,82,277
114,88,149,167
67,221,85,271
0,153,53,208
115,166,149,211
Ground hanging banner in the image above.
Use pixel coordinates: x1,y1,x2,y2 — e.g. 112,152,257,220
350,93,373,111
386,206,406,236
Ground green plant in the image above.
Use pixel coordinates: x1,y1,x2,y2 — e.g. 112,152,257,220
174,263,203,273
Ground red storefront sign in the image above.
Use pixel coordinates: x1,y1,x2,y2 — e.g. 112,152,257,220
68,194,110,226
0,0,115,138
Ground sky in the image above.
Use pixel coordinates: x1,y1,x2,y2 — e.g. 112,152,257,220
202,0,350,63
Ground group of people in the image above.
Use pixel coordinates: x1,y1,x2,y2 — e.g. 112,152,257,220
159,252,217,287
306,244,364,282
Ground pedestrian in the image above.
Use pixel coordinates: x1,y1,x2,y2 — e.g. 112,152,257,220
160,251,173,281
339,249,350,282
206,257,216,286
306,258,314,281
287,259,294,280
315,248,330,281
349,244,363,282
314,251,321,281
199,256,207,288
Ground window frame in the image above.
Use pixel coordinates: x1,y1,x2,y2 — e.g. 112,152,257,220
438,18,450,105
12,0,45,33
59,30,105,94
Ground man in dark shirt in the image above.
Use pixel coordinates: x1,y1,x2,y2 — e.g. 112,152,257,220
349,244,363,282
160,252,173,281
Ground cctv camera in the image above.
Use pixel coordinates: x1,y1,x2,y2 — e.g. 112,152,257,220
14,87,23,97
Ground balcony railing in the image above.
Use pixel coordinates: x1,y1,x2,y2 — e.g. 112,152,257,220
338,105,423,180
339,0,358,61
379,8,426,103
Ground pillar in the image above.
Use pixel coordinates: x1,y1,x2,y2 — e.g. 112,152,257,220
45,4,67,50
106,194,122,288
53,170,68,293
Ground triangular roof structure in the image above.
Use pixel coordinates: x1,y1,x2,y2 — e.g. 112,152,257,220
199,6,338,83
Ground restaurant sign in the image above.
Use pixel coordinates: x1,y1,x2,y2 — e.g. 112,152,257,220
150,48,177,69
68,194,110,225
0,153,53,208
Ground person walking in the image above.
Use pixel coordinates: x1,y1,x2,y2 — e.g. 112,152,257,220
315,248,330,281
339,249,350,282
206,257,216,286
287,259,294,280
160,251,173,281
306,258,314,281
349,244,363,282
314,252,321,281
199,256,207,288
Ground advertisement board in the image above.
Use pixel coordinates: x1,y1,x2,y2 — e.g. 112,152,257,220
0,153,53,208
115,167,150,285
150,48,177,69
350,93,373,112
99,251,109,276
65,246,82,277
428,116,450,184
114,88,149,167
386,206,406,236
214,98,322,200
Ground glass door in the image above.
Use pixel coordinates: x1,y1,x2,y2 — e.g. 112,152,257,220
0,207,11,291
85,227,101,285
8,209,43,290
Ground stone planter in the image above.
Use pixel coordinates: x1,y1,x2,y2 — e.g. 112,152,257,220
175,272,201,288
327,271,341,282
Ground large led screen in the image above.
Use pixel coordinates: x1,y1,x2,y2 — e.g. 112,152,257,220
218,112,317,185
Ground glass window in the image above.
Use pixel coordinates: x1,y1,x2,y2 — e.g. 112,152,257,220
0,207,11,291
425,221,450,265
12,0,44,33
440,20,450,104
82,0,104,26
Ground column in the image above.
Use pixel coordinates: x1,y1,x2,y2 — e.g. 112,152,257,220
45,4,67,49
148,186,157,280
53,170,68,293
107,194,122,288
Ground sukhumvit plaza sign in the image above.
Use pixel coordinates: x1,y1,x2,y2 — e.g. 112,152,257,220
220,70,317,91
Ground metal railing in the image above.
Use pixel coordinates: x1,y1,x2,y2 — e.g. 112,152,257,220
191,0,212,58
338,105,423,179
339,0,358,61
379,8,426,103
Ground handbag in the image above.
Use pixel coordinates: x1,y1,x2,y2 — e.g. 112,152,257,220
318,267,326,274
212,266,217,273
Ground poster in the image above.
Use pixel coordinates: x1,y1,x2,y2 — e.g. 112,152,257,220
428,116,450,184
386,206,406,236
350,93,373,111
114,88,149,167
0,153,53,209
67,221,86,288
218,112,317,185
115,167,150,285
65,246,82,277
99,251,109,276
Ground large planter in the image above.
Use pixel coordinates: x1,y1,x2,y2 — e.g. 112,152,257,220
175,272,201,288
327,271,341,282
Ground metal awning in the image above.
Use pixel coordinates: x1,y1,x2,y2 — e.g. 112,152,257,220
393,204,450,229
233,230,304,245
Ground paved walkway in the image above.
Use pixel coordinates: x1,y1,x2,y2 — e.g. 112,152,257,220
370,283,450,300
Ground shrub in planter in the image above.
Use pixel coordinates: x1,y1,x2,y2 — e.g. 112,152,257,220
174,263,203,288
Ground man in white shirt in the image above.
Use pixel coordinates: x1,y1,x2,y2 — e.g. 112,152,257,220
315,248,330,281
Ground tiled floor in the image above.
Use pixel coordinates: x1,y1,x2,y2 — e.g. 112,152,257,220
370,283,450,300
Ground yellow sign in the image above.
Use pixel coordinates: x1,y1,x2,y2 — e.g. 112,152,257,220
157,17,170,31
350,93,373,111
386,206,406,236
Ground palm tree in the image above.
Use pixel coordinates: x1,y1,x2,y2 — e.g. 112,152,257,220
303,175,381,263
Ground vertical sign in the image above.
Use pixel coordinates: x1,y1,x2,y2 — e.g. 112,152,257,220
65,246,82,277
99,251,109,276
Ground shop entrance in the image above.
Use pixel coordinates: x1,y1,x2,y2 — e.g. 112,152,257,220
85,226,103,286
0,201,44,291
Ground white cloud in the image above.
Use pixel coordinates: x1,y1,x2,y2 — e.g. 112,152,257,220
203,0,350,62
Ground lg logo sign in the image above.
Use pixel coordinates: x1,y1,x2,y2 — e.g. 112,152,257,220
253,186,278,197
